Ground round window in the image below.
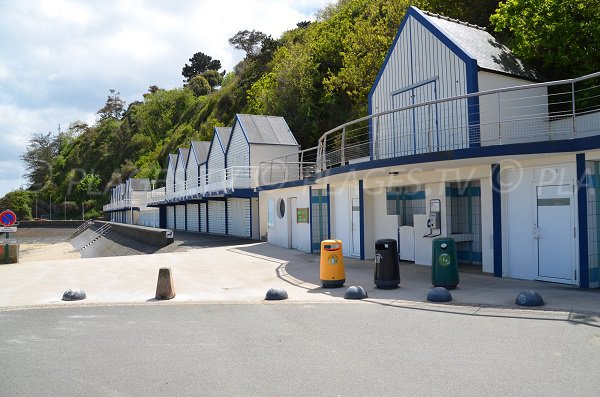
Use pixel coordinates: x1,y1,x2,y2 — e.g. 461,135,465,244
277,198,285,218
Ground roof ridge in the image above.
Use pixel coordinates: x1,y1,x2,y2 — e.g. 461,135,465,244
421,9,487,32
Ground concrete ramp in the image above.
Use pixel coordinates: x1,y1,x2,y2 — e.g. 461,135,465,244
69,222,174,258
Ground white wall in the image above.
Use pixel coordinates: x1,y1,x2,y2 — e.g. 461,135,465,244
478,71,549,145
227,123,250,168
260,186,311,252
371,15,470,158
251,145,299,168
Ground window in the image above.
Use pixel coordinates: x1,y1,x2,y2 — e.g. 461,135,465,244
268,199,275,227
386,185,426,226
277,198,285,218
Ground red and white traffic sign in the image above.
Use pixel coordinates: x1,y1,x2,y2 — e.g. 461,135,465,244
0,210,17,227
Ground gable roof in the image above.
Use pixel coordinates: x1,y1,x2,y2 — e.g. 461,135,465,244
127,178,151,192
213,127,232,152
416,7,541,81
167,153,178,171
189,141,210,165
235,114,298,146
176,148,189,170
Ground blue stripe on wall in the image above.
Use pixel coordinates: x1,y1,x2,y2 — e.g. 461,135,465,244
577,153,590,288
309,186,313,254
386,191,426,200
491,163,502,277
359,180,365,260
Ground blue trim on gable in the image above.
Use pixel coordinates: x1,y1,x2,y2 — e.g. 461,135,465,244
491,163,502,278
466,59,481,147
577,153,589,288
309,186,313,254
359,180,365,260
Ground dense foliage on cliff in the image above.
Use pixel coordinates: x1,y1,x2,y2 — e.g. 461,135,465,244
7,0,598,219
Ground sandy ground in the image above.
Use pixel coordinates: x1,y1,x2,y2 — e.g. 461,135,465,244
18,242,81,262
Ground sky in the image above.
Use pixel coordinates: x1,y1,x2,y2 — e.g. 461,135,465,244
0,0,335,197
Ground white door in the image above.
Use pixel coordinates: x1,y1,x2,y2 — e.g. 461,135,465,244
166,206,175,230
175,205,186,230
290,197,299,249
230,199,249,237
398,225,415,261
186,204,199,232
536,184,575,282
200,203,207,233
208,201,226,234
351,198,361,257
506,170,536,280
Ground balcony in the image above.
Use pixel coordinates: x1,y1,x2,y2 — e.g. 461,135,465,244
144,166,259,205
102,198,146,212
259,72,600,184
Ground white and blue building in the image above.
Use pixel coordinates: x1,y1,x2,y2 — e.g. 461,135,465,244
105,7,600,288
257,6,600,288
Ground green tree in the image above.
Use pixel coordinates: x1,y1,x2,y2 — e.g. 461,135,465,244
0,189,33,220
97,89,125,121
491,0,600,79
187,75,212,96
182,52,221,82
21,132,60,191
229,30,269,56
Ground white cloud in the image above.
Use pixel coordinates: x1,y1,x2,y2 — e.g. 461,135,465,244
0,0,336,197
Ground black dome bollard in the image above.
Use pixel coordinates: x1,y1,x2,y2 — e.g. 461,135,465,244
62,289,86,301
515,290,544,307
427,287,452,302
265,287,288,301
344,286,368,300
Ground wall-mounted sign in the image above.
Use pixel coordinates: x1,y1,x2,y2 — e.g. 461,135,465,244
297,208,309,223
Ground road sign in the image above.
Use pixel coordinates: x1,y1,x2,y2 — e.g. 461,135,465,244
0,227,17,233
0,210,17,227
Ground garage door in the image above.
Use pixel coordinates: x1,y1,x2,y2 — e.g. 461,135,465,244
166,206,175,229
200,203,207,233
186,203,199,232
227,198,250,237
208,201,226,234
175,205,186,230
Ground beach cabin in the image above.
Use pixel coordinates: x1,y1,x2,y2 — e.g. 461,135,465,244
205,127,231,234
185,141,210,233
164,153,178,230
225,114,299,238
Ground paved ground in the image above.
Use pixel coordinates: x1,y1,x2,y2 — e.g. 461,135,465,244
1,232,600,318
2,303,600,397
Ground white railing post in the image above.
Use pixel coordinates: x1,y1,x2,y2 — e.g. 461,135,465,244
340,126,346,166
572,81,577,137
497,91,502,144
284,156,289,182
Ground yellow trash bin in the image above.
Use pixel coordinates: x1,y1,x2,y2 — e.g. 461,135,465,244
320,240,345,288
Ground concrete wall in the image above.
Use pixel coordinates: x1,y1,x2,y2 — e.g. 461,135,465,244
96,220,174,247
260,186,311,252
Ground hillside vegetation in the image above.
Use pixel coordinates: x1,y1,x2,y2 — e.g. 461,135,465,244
6,0,598,220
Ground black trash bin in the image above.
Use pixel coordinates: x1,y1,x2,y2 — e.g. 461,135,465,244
374,239,400,289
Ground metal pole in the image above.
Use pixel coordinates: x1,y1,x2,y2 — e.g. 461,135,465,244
340,127,346,166
3,232,8,264
49,195,52,220
572,81,577,137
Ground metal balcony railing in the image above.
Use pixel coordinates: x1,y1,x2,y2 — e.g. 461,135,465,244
142,166,259,205
258,71,600,183
102,198,147,211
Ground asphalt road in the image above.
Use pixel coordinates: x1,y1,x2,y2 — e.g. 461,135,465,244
1,303,599,396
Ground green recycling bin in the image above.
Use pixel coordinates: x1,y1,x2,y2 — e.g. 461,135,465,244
431,237,459,289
